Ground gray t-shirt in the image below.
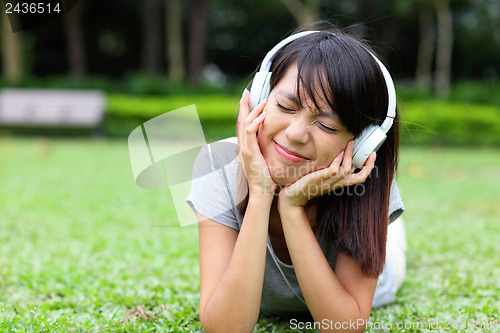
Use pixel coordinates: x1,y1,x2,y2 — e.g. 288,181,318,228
187,137,404,316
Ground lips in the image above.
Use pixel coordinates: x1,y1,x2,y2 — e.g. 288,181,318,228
273,141,308,163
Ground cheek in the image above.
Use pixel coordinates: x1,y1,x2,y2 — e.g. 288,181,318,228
312,156,335,171
256,119,266,140
256,113,276,148
262,107,284,127
256,125,269,156
313,140,348,168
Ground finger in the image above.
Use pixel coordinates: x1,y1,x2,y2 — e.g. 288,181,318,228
239,89,251,115
245,98,267,125
243,110,266,156
239,98,266,144
327,149,344,176
338,152,376,187
246,111,266,133
239,98,266,139
295,160,343,194
356,151,376,177
237,89,251,135
340,140,354,175
302,149,344,185
240,100,267,157
361,151,377,176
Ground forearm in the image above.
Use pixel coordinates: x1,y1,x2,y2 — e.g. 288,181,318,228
200,195,273,333
280,205,370,333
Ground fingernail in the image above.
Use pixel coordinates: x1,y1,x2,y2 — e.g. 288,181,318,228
258,111,266,119
338,150,344,158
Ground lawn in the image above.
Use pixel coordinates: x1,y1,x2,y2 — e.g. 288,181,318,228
0,138,498,332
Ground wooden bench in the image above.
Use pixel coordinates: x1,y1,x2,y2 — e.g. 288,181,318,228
0,89,106,134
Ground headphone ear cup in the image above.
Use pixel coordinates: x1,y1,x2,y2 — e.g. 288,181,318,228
352,126,387,168
249,72,272,110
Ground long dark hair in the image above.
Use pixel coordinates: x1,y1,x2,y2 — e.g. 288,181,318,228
241,25,399,277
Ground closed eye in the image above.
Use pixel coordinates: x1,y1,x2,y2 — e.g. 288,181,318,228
318,122,338,133
276,102,296,112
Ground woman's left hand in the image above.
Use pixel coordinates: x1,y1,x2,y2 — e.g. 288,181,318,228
278,140,376,209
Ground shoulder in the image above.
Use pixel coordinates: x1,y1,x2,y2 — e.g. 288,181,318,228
192,137,239,176
187,137,246,230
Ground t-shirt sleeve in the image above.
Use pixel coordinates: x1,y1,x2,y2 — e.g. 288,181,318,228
186,140,244,231
388,178,404,223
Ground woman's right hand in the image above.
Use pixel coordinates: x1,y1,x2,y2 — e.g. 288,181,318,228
237,89,277,198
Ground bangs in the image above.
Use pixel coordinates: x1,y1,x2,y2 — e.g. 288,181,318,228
295,51,335,118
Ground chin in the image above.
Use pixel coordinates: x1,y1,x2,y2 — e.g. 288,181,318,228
269,168,300,186
271,176,294,187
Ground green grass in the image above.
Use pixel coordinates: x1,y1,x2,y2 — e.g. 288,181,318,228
0,139,499,332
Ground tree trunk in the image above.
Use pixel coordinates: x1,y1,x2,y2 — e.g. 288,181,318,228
64,1,86,79
1,11,22,83
188,0,209,87
415,3,435,88
280,0,320,25
142,0,163,76
434,0,453,96
166,0,185,80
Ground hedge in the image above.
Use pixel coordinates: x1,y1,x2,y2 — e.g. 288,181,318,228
105,94,500,146
399,100,500,146
106,94,240,139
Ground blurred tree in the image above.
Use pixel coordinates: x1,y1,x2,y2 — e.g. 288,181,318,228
142,0,163,75
2,0,495,86
415,0,435,88
434,0,453,96
205,0,297,79
167,0,185,80
64,1,86,79
188,0,210,87
396,0,453,95
279,0,319,25
1,11,22,83
454,0,500,79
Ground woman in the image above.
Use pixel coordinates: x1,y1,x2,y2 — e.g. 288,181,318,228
187,25,406,332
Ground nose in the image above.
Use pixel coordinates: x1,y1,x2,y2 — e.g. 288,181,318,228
284,114,310,144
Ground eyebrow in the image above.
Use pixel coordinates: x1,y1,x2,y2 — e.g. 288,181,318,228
277,89,339,121
317,108,338,121
277,90,300,105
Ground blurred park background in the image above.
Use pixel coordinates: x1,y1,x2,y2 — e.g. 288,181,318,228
0,0,499,142
0,0,499,331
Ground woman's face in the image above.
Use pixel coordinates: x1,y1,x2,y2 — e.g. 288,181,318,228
257,63,354,186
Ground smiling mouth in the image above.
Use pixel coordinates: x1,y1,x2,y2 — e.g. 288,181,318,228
272,141,308,163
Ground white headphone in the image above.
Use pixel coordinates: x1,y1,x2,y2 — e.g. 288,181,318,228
249,31,396,168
